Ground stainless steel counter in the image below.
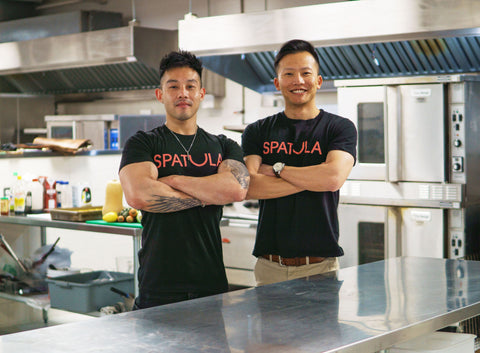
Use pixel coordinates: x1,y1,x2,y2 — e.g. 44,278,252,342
2,257,480,352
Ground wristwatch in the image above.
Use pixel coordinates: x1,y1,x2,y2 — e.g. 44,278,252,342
273,162,286,178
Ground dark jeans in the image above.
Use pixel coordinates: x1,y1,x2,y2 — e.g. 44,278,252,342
133,290,220,310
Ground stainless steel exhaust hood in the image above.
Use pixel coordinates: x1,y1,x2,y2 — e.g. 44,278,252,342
179,0,480,93
0,25,177,94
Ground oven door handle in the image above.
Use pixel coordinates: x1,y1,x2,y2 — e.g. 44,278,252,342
386,86,401,182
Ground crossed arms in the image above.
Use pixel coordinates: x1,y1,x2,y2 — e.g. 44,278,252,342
244,150,354,200
119,159,250,213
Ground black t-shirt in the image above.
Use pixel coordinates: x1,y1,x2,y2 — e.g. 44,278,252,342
119,125,244,294
242,110,357,258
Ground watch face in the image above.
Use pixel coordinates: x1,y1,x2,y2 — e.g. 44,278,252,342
273,162,285,177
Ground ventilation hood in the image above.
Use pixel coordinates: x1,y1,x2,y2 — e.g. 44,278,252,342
179,0,480,93
0,25,177,94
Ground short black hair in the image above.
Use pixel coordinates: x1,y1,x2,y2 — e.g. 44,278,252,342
274,39,320,74
159,50,203,86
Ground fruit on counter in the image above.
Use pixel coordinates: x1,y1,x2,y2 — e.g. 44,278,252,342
119,207,131,219
116,207,141,223
102,179,124,216
128,208,137,218
103,211,118,223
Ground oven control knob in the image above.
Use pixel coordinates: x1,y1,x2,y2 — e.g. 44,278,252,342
454,139,462,147
453,163,462,171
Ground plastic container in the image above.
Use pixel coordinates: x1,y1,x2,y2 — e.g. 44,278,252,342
72,182,92,207
43,177,57,210
9,172,17,212
13,175,26,215
55,180,64,208
388,331,476,353
62,181,73,208
30,178,44,213
46,267,81,278
46,271,134,313
0,197,9,216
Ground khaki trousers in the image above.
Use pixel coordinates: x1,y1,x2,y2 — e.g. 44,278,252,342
254,256,339,286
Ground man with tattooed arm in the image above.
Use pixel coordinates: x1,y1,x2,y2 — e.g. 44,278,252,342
119,51,250,309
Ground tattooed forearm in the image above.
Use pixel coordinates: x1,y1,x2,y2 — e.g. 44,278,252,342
222,159,250,189
145,195,203,213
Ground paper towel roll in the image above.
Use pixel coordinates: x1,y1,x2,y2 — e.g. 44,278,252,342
102,179,124,215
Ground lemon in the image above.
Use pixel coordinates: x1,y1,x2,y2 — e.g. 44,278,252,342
102,211,118,223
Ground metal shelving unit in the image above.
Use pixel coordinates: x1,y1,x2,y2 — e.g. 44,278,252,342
0,215,142,322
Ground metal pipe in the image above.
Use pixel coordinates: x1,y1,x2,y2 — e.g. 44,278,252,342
131,0,136,22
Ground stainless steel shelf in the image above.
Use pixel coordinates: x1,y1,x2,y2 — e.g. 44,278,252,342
0,215,142,297
0,215,142,237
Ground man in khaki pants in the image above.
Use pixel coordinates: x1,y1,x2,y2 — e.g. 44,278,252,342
242,39,357,286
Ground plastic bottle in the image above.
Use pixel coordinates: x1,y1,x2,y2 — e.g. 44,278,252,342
56,180,64,208
25,191,32,214
62,181,73,208
3,188,12,213
72,182,92,208
9,172,17,212
44,177,57,211
81,183,92,207
13,175,26,215
72,183,80,207
30,178,44,214
1,197,9,216
24,178,33,214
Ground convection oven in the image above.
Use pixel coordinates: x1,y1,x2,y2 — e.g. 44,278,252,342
335,75,480,268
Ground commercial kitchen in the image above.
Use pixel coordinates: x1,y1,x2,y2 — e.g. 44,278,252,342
1,0,480,352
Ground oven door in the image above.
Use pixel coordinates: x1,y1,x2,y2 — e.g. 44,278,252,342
47,121,77,139
338,86,386,180
338,83,445,182
338,204,445,268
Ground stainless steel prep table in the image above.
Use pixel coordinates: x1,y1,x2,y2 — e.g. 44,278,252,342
1,257,480,352
0,215,142,295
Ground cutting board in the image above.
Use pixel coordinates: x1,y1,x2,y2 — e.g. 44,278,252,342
86,220,143,228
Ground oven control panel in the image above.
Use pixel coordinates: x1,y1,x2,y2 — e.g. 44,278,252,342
450,103,466,184
449,231,466,258
448,209,465,259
